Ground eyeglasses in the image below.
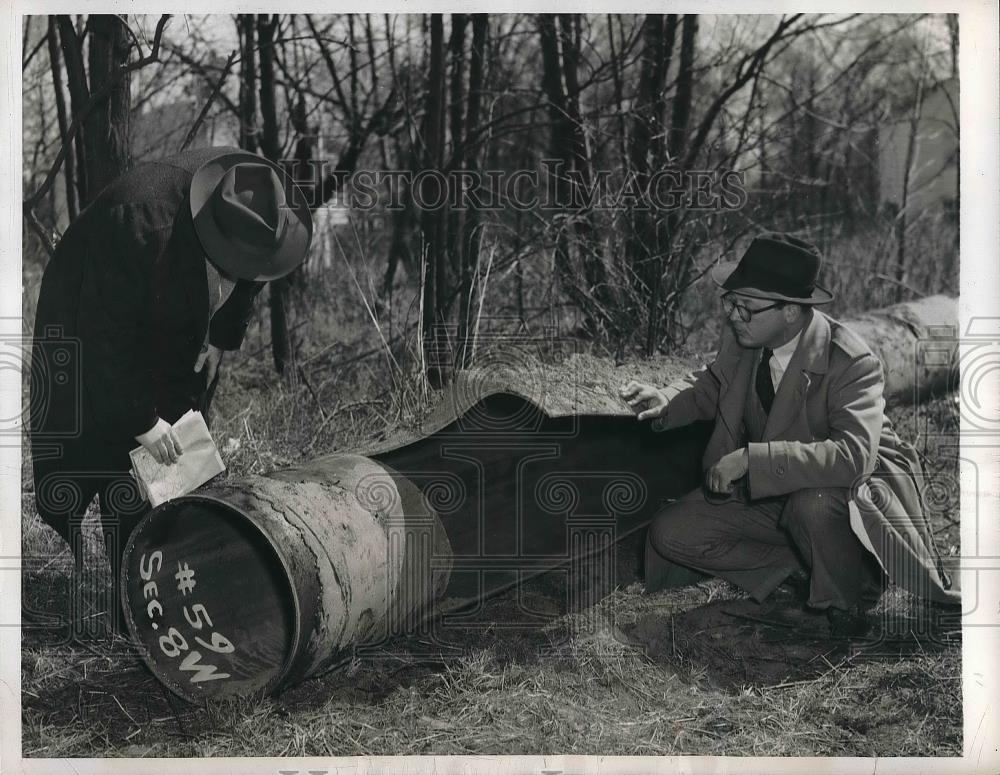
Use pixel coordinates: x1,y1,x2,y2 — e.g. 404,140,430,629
722,294,784,323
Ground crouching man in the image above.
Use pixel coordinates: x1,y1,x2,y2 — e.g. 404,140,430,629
621,233,957,636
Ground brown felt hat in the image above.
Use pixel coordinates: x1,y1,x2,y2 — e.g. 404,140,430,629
190,150,313,281
711,232,834,305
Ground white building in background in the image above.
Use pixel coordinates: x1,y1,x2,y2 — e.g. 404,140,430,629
878,77,959,216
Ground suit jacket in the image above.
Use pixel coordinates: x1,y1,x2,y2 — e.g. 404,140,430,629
655,309,958,604
30,147,265,460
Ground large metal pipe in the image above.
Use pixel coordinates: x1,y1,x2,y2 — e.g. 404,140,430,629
122,407,711,702
839,294,958,402
121,455,451,701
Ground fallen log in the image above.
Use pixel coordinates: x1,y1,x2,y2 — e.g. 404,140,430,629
120,295,957,701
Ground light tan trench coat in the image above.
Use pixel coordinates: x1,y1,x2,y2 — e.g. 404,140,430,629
655,309,958,605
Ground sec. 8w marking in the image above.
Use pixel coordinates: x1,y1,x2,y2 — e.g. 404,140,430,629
139,550,165,625
138,551,235,684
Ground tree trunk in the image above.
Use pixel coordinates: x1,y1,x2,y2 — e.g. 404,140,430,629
289,90,317,291
84,14,132,199
627,14,676,304
537,16,577,315
238,14,258,153
895,65,927,303
456,14,488,367
658,15,698,347
558,14,608,314
608,15,629,171
946,13,959,256
256,14,292,376
647,14,696,356
56,15,90,205
47,16,77,222
256,15,280,160
445,14,468,279
666,15,697,168
421,14,449,386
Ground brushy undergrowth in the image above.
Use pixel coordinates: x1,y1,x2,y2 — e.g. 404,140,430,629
19,220,961,758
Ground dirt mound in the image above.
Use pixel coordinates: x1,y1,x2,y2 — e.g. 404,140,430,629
625,590,961,692
625,595,846,690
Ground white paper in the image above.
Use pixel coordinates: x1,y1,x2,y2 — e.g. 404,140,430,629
129,410,226,508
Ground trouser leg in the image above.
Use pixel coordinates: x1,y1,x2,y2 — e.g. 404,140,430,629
644,534,710,593
98,474,150,636
646,486,804,602
32,444,149,639
780,487,884,611
31,465,100,640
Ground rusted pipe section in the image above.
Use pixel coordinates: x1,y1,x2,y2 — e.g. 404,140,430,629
841,294,957,402
121,454,451,701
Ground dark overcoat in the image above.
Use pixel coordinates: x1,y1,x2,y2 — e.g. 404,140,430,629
29,147,264,525
655,309,959,605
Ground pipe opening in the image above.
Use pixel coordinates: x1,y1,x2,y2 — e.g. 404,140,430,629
122,496,298,701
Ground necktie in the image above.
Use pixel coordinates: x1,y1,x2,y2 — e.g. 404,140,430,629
756,347,775,414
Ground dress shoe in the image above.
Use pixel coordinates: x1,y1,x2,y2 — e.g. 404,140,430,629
780,567,811,603
826,604,872,638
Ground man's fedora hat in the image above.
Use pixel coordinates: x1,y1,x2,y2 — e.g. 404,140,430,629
190,150,313,282
710,232,834,305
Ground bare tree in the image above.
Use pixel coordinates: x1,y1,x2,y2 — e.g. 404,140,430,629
84,15,132,197
894,44,929,302
420,14,449,386
254,14,297,375
456,14,488,367
238,14,259,153
537,16,577,314
648,13,697,354
46,16,77,221
625,14,677,309
445,13,467,282
24,14,170,251
56,15,90,204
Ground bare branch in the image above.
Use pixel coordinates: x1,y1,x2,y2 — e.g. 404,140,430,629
22,27,49,72
162,41,242,117
682,14,805,170
23,14,172,213
180,49,238,151
25,207,57,258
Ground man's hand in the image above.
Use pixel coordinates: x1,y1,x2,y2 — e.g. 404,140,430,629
135,418,184,465
705,447,749,494
194,343,224,386
620,381,670,421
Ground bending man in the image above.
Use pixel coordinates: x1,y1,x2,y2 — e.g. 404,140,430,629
29,147,313,636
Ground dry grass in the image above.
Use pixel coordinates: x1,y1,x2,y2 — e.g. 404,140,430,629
20,568,962,757
19,222,962,758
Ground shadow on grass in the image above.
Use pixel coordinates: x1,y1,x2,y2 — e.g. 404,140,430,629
623,587,961,692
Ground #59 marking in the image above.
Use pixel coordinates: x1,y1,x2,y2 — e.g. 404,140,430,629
139,550,236,684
